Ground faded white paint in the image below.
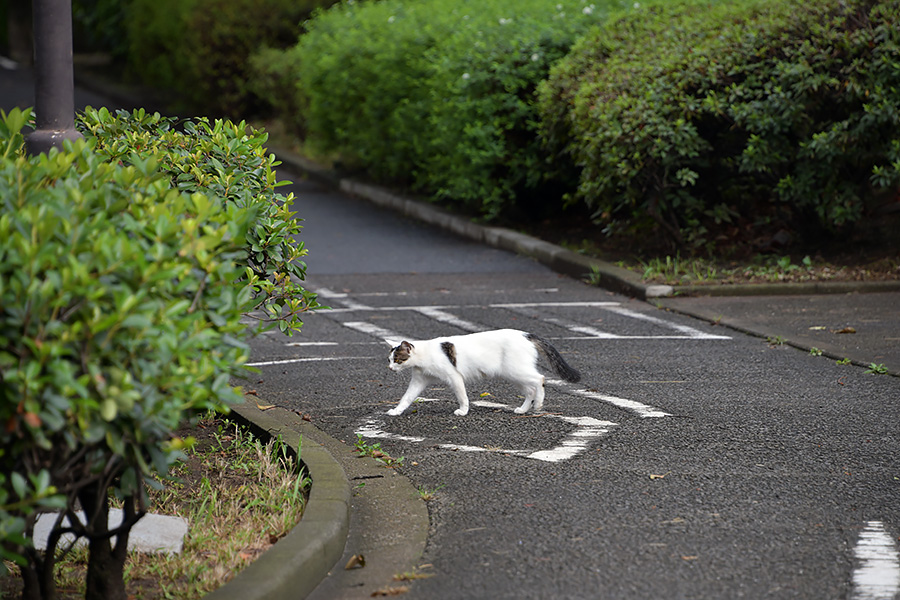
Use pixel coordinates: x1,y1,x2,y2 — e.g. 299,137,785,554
356,400,618,463
852,521,900,600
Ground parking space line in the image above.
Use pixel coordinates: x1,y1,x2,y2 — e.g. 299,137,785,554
342,321,405,341
601,305,731,340
247,356,378,367
355,399,619,463
852,521,900,600
413,307,486,333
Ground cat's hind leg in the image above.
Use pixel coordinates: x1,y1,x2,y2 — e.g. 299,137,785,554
514,376,545,414
388,372,432,416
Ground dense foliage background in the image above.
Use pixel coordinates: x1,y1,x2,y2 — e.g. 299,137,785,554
52,0,900,255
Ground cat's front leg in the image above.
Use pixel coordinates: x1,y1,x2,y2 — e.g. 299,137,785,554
387,372,431,416
447,372,469,416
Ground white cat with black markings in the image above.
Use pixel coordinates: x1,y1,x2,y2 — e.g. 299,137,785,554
385,329,581,416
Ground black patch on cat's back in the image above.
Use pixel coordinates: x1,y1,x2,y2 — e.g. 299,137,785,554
440,341,457,367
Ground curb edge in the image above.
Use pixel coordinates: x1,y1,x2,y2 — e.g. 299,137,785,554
205,400,351,600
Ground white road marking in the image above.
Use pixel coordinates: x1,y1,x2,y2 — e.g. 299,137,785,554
852,521,900,600
313,286,374,311
342,321,406,342
355,400,618,463
545,380,672,418
247,356,377,367
413,307,486,333
491,302,621,308
285,342,339,346
602,305,731,340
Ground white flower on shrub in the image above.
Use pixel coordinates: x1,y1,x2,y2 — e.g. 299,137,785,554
462,72,470,80
583,5,594,14
499,17,512,25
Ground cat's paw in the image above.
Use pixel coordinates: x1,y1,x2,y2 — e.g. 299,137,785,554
513,406,529,414
453,408,469,416
386,407,403,416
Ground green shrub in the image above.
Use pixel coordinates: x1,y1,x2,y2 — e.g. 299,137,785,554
77,107,322,332
124,0,196,94
72,0,131,58
0,106,319,597
0,110,254,597
253,0,627,220
538,0,900,251
125,0,336,117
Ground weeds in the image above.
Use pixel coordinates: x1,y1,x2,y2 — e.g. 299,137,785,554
6,416,310,599
865,363,888,375
354,435,405,468
416,484,445,502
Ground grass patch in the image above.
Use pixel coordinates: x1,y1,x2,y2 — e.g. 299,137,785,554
2,415,310,599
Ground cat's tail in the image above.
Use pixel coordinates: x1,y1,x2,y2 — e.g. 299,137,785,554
527,333,581,383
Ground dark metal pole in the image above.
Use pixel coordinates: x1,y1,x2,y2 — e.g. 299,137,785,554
25,0,83,156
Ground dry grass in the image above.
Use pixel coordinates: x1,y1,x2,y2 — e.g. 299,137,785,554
2,415,310,599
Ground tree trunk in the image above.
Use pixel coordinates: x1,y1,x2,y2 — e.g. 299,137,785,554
79,487,129,600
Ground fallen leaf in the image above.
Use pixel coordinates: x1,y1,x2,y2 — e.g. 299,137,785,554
834,326,856,334
808,326,827,331
682,555,699,561
649,472,670,480
246,389,258,396
345,554,366,570
371,586,410,597
255,401,276,411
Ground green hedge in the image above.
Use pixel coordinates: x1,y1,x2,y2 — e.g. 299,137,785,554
252,0,627,220
0,106,318,593
538,0,900,250
124,0,337,117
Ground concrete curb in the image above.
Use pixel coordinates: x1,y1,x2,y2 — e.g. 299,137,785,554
271,145,897,299
205,400,350,600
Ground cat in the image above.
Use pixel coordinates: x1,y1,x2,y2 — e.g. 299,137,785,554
385,329,581,416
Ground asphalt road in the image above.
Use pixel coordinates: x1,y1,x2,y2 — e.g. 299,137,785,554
247,177,900,600
3,59,895,599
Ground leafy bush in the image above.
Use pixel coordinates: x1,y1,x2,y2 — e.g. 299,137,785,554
77,107,322,332
538,0,900,251
0,106,318,598
123,0,196,94
125,0,337,117
252,0,630,220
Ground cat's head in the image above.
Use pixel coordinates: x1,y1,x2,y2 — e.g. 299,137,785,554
387,340,414,372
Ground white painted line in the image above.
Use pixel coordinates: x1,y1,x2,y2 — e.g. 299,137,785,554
246,356,376,367
356,419,426,444
543,317,619,339
342,321,405,341
355,400,617,463
413,307,486,333
852,521,900,600
525,415,616,463
601,305,731,340
285,342,339,347
545,381,672,418
491,302,621,308
558,335,728,340
309,286,374,311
